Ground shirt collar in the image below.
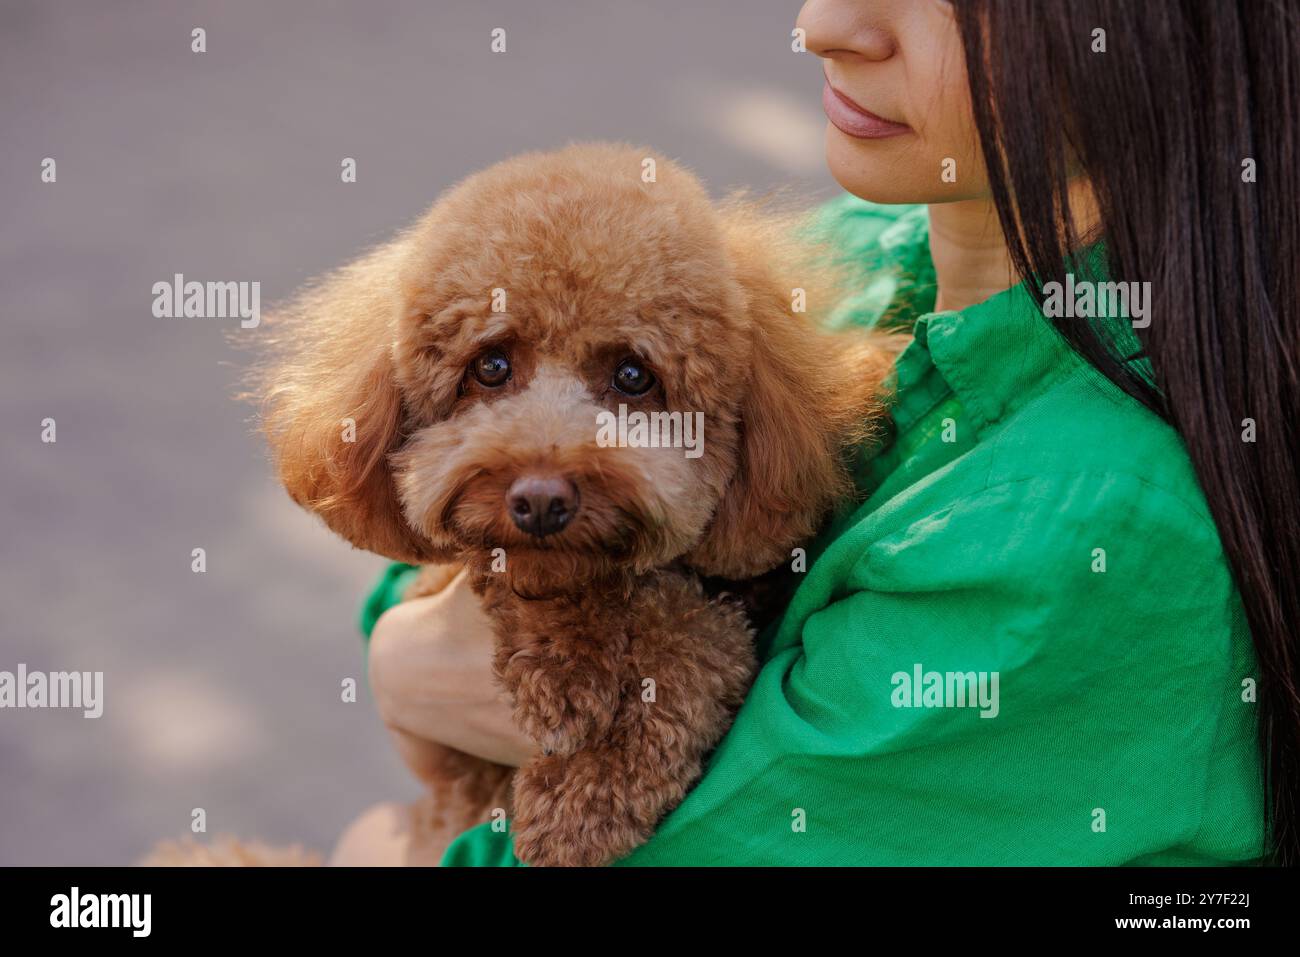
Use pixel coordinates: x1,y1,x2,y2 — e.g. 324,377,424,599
850,202,1095,436
913,283,1082,435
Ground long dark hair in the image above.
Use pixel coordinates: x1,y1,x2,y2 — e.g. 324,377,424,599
952,0,1299,863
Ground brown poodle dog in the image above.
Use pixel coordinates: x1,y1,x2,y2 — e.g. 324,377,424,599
256,143,900,866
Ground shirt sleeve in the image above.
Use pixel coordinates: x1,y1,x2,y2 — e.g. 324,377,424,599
628,472,1257,865
357,562,421,643
442,471,1260,866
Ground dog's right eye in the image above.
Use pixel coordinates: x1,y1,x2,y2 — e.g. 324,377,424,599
470,349,511,387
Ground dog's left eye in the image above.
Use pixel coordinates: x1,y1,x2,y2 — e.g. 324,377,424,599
612,358,655,396
471,349,511,387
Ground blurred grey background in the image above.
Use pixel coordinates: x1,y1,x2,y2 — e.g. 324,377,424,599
0,0,834,864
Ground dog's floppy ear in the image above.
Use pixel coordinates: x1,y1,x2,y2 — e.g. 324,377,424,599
256,242,439,564
685,202,900,580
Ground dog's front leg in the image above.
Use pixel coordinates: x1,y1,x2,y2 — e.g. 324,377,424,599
482,583,625,759
508,572,757,866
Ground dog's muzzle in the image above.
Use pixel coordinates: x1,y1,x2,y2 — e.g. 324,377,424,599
506,475,580,538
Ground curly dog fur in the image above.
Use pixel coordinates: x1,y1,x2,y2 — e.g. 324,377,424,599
240,143,901,866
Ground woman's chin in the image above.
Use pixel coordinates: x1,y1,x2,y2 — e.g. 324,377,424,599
823,124,974,206
824,124,914,204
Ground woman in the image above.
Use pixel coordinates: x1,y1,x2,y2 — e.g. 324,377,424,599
339,0,1298,865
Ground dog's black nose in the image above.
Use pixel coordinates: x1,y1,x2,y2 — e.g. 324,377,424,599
506,476,579,538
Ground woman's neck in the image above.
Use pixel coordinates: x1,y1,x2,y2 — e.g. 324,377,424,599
926,198,1016,314
927,180,1102,314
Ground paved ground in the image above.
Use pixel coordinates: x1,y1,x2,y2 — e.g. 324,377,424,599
0,0,836,864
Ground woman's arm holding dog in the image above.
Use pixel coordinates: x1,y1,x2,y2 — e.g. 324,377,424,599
368,569,535,771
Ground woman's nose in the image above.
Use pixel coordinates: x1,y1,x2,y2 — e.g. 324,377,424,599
797,0,896,63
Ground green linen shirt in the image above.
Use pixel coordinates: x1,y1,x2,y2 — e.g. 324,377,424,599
361,197,1265,866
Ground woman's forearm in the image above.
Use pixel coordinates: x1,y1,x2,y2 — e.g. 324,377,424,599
368,570,535,770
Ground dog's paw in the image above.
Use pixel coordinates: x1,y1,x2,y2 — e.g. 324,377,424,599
513,820,610,868
510,754,649,867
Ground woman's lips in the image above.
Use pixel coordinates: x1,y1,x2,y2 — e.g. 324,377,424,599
821,79,910,139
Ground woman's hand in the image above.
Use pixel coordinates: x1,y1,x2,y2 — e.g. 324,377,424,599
367,567,535,774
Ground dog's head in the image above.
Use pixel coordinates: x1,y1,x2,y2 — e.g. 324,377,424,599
259,143,896,593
